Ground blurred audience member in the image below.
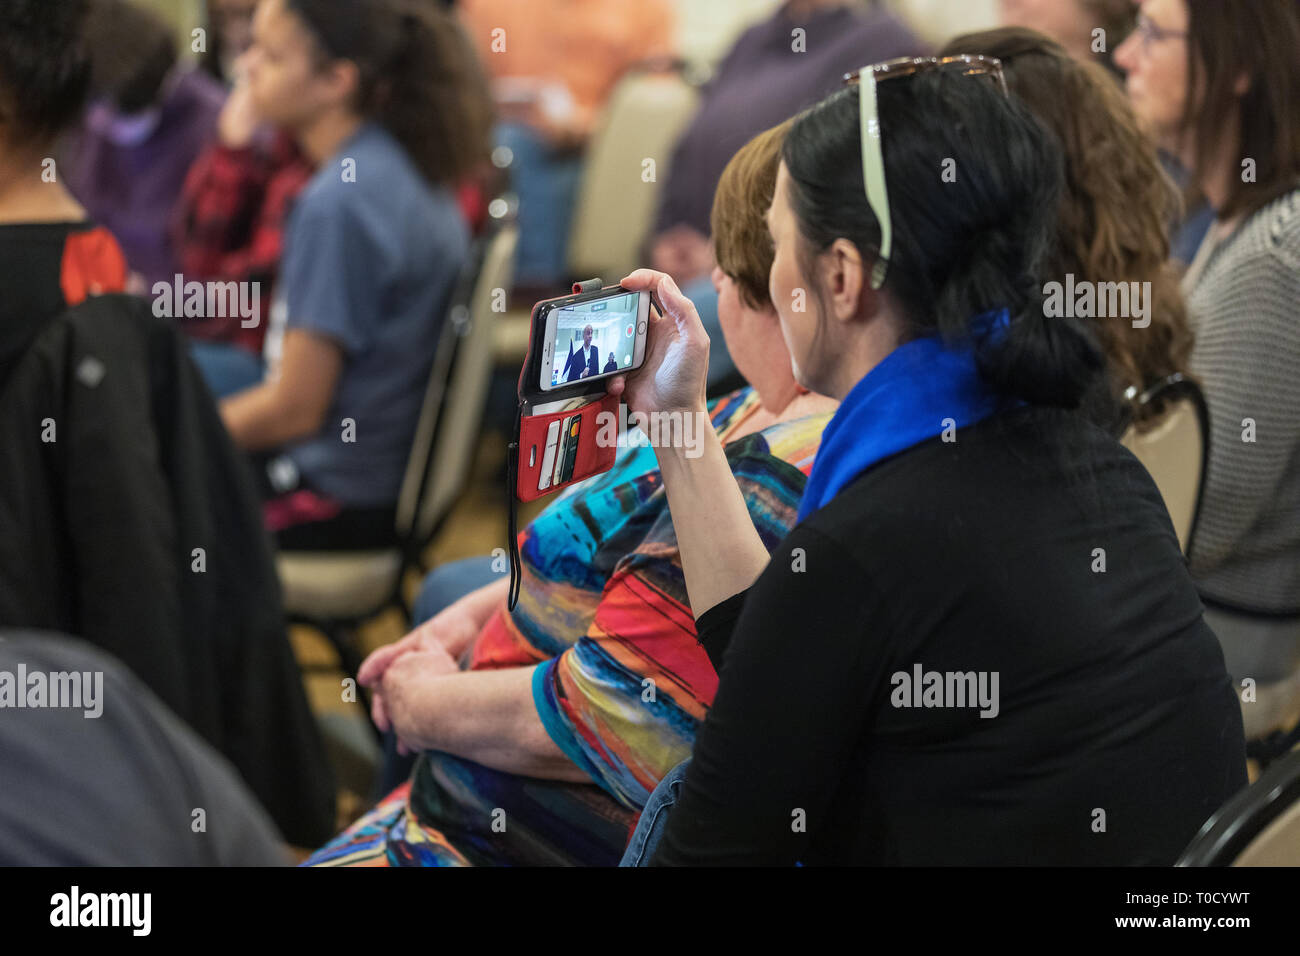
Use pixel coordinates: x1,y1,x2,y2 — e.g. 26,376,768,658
998,0,1136,74
890,0,999,47
651,0,923,390
0,3,337,848
941,27,1192,436
175,82,313,380
203,0,261,85
303,121,838,867
1117,0,1300,737
179,0,493,396
458,0,676,289
995,0,1211,266
217,0,491,550
0,632,290,866
0,0,127,391
62,0,225,291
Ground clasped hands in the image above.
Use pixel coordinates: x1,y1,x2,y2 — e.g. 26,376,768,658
357,602,479,756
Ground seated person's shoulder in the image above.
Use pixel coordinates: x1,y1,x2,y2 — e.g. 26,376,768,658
1267,188,1300,266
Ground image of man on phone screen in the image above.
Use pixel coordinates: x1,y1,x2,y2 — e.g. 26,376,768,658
563,324,599,382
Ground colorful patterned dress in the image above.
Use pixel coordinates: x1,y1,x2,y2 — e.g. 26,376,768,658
306,389,829,865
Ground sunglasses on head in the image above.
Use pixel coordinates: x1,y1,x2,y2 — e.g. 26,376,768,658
842,55,1009,290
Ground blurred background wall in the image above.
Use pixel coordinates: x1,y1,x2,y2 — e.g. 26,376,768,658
127,0,998,71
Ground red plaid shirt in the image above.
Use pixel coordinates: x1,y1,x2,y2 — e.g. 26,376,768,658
173,130,312,354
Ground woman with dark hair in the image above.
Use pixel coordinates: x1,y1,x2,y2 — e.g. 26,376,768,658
939,27,1192,436
217,0,492,549
1116,0,1300,740
0,0,127,391
614,58,1245,865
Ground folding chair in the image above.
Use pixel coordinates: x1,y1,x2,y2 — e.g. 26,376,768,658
1120,373,1210,554
276,215,519,703
566,67,700,282
1177,748,1300,865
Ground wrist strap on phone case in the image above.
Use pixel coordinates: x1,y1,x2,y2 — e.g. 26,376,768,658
507,402,523,610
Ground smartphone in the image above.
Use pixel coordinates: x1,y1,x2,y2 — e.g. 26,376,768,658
539,288,650,391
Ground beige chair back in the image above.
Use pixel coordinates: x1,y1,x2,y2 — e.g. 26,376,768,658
1121,387,1207,554
395,223,519,546
567,71,699,282
1232,797,1300,866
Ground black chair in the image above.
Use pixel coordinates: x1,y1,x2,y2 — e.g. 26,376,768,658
1177,748,1300,865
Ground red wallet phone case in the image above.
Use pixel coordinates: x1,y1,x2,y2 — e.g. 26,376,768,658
514,393,620,502
506,279,625,606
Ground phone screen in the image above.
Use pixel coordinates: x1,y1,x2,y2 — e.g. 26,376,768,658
541,290,647,390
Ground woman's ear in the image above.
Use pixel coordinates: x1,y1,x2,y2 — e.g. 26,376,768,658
818,238,879,325
323,59,361,109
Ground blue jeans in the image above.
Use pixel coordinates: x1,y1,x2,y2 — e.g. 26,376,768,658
190,340,264,399
619,757,691,866
498,122,583,286
374,556,503,797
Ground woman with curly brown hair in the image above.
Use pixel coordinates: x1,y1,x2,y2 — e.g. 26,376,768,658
942,26,1193,436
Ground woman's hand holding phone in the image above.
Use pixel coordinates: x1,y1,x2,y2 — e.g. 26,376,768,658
609,269,710,424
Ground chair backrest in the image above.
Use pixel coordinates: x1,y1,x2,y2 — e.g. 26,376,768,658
1120,374,1210,554
566,69,699,282
1177,748,1300,866
1232,797,1300,865
395,220,519,550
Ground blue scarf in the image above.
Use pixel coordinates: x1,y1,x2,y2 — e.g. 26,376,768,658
797,311,1012,523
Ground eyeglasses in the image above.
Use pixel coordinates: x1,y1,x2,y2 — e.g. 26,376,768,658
842,55,1008,289
1132,14,1188,53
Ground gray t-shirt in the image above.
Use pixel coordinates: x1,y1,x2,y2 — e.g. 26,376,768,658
265,122,468,506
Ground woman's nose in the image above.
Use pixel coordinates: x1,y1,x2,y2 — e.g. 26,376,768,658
1114,33,1137,73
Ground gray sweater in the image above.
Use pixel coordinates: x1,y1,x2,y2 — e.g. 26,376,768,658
1183,186,1300,615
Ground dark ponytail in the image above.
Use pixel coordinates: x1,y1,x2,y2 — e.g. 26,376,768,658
782,72,1103,408
0,0,90,143
287,0,493,187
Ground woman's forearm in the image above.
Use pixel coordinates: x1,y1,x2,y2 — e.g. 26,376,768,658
655,426,771,616
463,576,510,629
220,380,314,450
418,668,591,783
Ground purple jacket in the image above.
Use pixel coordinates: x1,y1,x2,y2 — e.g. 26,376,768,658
64,69,226,290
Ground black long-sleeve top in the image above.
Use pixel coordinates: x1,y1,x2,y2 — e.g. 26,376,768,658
650,406,1247,866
